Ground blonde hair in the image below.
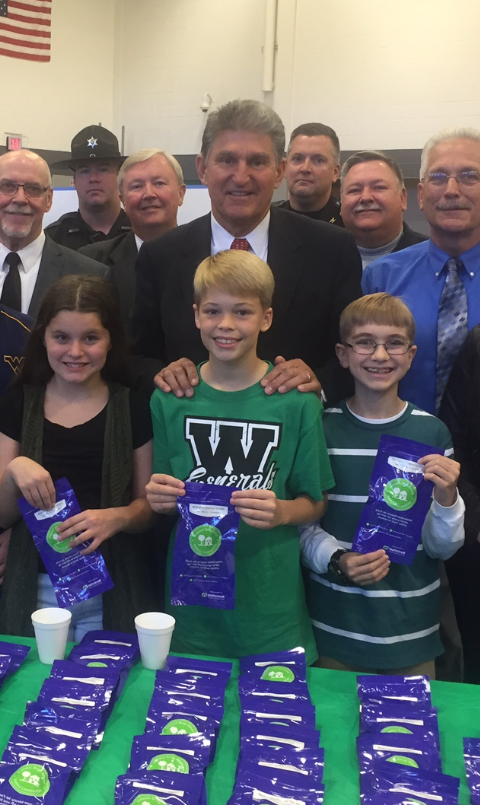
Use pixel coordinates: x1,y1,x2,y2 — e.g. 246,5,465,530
340,293,415,343
194,251,274,309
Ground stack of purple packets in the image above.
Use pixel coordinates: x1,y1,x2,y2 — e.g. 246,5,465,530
464,738,480,803
115,655,232,805
229,647,325,805
0,630,138,805
357,674,460,804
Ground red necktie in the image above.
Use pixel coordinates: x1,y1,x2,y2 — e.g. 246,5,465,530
230,238,250,251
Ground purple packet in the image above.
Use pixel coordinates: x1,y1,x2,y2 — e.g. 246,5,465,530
0,759,71,805
23,701,101,749
239,677,311,707
241,708,317,733
360,701,439,747
17,477,114,607
145,700,218,755
115,770,204,805
240,694,316,719
68,632,138,697
361,761,460,803
464,738,480,805
240,725,321,753
230,770,324,805
239,648,307,684
163,656,232,688
238,746,325,786
154,677,225,712
50,659,120,708
0,641,30,676
352,436,443,565
149,690,223,726
2,723,91,776
357,675,431,706
0,656,11,689
130,732,211,773
37,676,113,748
357,732,441,777
172,481,240,609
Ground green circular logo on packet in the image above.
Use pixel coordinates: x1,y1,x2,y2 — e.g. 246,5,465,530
148,753,190,773
161,718,197,735
383,478,417,511
386,755,419,767
87,662,108,667
189,524,221,557
381,726,414,734
9,764,51,797
46,521,75,553
131,796,168,805
261,665,295,683
404,800,427,805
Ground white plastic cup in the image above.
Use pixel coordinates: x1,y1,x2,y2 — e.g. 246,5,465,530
135,611,176,670
31,607,72,664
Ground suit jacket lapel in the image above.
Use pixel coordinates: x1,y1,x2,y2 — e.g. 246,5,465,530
267,206,304,326
28,236,63,318
178,214,212,299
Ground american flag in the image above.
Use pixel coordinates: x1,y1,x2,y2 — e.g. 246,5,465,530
0,0,51,62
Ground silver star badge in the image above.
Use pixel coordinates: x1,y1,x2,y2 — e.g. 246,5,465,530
87,137,98,149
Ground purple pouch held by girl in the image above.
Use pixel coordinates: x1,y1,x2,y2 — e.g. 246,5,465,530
17,477,114,607
172,482,240,609
352,435,444,565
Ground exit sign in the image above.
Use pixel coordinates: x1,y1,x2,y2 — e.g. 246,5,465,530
6,136,22,150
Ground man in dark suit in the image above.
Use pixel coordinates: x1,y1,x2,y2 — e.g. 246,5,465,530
79,148,186,331
132,99,362,403
0,150,106,319
340,151,426,270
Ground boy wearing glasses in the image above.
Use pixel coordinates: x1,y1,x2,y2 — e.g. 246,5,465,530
301,293,464,675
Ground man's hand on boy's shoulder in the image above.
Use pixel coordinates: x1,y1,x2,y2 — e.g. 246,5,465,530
418,454,460,508
339,550,391,587
154,355,322,398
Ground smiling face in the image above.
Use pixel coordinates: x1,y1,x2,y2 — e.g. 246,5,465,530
341,161,407,248
418,137,480,254
336,323,416,396
44,310,111,387
285,135,339,211
73,160,120,213
196,130,285,237
194,290,272,368
0,151,53,250
120,154,186,240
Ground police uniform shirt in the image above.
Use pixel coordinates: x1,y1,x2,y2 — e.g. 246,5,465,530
276,195,344,227
45,209,131,251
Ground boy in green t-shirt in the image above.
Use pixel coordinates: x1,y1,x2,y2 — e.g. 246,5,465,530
301,293,464,676
146,250,334,660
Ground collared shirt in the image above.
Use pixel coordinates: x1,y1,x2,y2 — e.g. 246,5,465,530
0,232,45,315
134,234,143,252
362,238,480,414
210,212,270,261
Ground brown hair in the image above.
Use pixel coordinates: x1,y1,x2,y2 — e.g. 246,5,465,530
193,251,274,310
16,275,131,386
339,293,415,343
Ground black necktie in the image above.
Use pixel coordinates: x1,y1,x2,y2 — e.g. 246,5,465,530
1,252,22,312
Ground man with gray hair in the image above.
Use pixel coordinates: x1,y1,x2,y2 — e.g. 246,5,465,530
80,148,186,329
341,150,426,269
363,129,480,416
277,122,343,226
131,98,362,403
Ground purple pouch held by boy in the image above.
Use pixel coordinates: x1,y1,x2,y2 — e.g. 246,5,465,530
352,435,444,565
172,481,240,609
17,477,114,607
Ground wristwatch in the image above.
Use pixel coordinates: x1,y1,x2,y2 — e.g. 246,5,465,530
327,548,352,585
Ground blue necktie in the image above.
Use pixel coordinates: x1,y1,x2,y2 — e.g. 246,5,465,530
435,257,468,412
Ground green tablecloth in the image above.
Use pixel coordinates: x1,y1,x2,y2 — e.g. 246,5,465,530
0,635,477,804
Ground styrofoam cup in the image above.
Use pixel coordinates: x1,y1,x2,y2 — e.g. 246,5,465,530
31,607,72,664
135,611,176,670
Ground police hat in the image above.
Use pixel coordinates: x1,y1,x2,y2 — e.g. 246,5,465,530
51,125,127,171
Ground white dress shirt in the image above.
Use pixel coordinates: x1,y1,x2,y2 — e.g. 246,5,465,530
0,232,46,314
210,212,270,261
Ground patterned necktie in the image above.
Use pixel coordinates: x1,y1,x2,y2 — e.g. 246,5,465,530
435,257,468,412
230,238,250,251
1,252,22,312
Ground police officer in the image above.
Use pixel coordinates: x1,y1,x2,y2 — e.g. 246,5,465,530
46,125,131,250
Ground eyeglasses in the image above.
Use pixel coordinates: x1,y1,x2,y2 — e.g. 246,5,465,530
345,339,412,355
0,180,51,199
424,170,480,187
